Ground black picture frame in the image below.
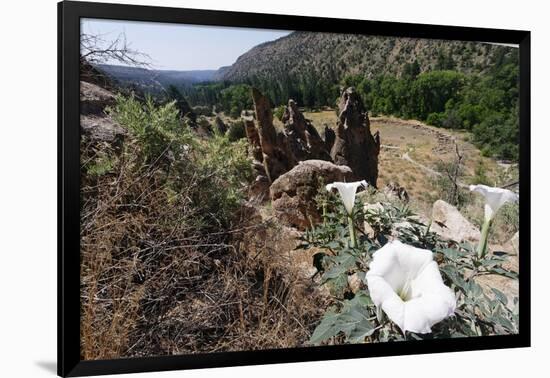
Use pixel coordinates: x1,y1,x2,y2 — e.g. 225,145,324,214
58,1,531,376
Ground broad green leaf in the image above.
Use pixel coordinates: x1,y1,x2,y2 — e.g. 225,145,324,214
309,311,341,345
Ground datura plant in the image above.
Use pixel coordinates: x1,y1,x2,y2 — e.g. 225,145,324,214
366,240,456,334
300,198,519,345
326,180,367,247
469,184,519,258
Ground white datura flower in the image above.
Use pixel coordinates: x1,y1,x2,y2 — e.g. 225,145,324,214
326,180,368,215
366,240,456,334
469,184,519,222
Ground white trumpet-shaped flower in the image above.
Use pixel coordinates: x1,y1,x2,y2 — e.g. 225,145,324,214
469,184,519,222
326,180,368,215
366,240,456,334
469,184,519,258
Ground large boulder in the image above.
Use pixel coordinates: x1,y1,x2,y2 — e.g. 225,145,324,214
270,160,353,230
330,87,380,187
80,115,126,145
80,81,116,115
79,81,126,145
431,200,481,243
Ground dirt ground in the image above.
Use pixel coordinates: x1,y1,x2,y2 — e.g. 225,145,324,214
303,110,504,217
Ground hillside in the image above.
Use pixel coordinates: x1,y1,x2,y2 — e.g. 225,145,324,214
220,31,515,83
95,64,217,93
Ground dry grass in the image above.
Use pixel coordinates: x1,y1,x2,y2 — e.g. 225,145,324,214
301,111,504,218
80,137,324,360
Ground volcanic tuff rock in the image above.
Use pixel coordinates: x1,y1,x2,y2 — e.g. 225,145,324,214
270,160,353,230
281,99,332,161
250,88,296,183
80,80,116,115
248,87,379,186
431,199,481,243
80,81,126,145
330,87,380,186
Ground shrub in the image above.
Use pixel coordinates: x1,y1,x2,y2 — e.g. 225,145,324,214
226,120,246,142
273,104,286,121
82,95,258,359
107,94,194,164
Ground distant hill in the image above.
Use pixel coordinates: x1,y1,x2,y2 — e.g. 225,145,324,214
95,64,218,93
93,32,516,93
219,31,516,83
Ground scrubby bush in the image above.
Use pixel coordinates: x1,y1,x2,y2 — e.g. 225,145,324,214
273,104,286,121
81,94,261,359
226,120,246,142
107,94,194,164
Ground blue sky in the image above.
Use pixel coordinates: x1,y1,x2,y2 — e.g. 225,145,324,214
81,18,291,71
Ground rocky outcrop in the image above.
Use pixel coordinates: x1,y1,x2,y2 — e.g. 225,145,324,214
281,99,331,161
80,115,126,145
330,87,380,187
80,81,125,145
246,87,381,206
251,88,296,183
80,81,116,115
270,160,353,230
247,88,344,184
323,125,335,152
431,200,481,243
243,112,263,162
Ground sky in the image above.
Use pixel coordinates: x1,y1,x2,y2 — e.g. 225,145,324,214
81,18,292,71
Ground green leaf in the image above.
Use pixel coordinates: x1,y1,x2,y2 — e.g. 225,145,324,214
338,308,375,343
347,291,373,307
440,248,459,261
440,265,467,291
322,253,356,281
491,288,508,306
309,311,341,345
489,267,519,279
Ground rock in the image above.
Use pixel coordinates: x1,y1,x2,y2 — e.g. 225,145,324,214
384,182,410,202
323,125,335,152
431,200,481,243
247,88,381,190
80,114,126,145
282,99,331,161
80,81,116,115
499,232,519,256
508,232,519,255
243,116,263,162
251,88,296,182
248,175,270,202
347,273,364,294
270,160,353,230
330,87,381,187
